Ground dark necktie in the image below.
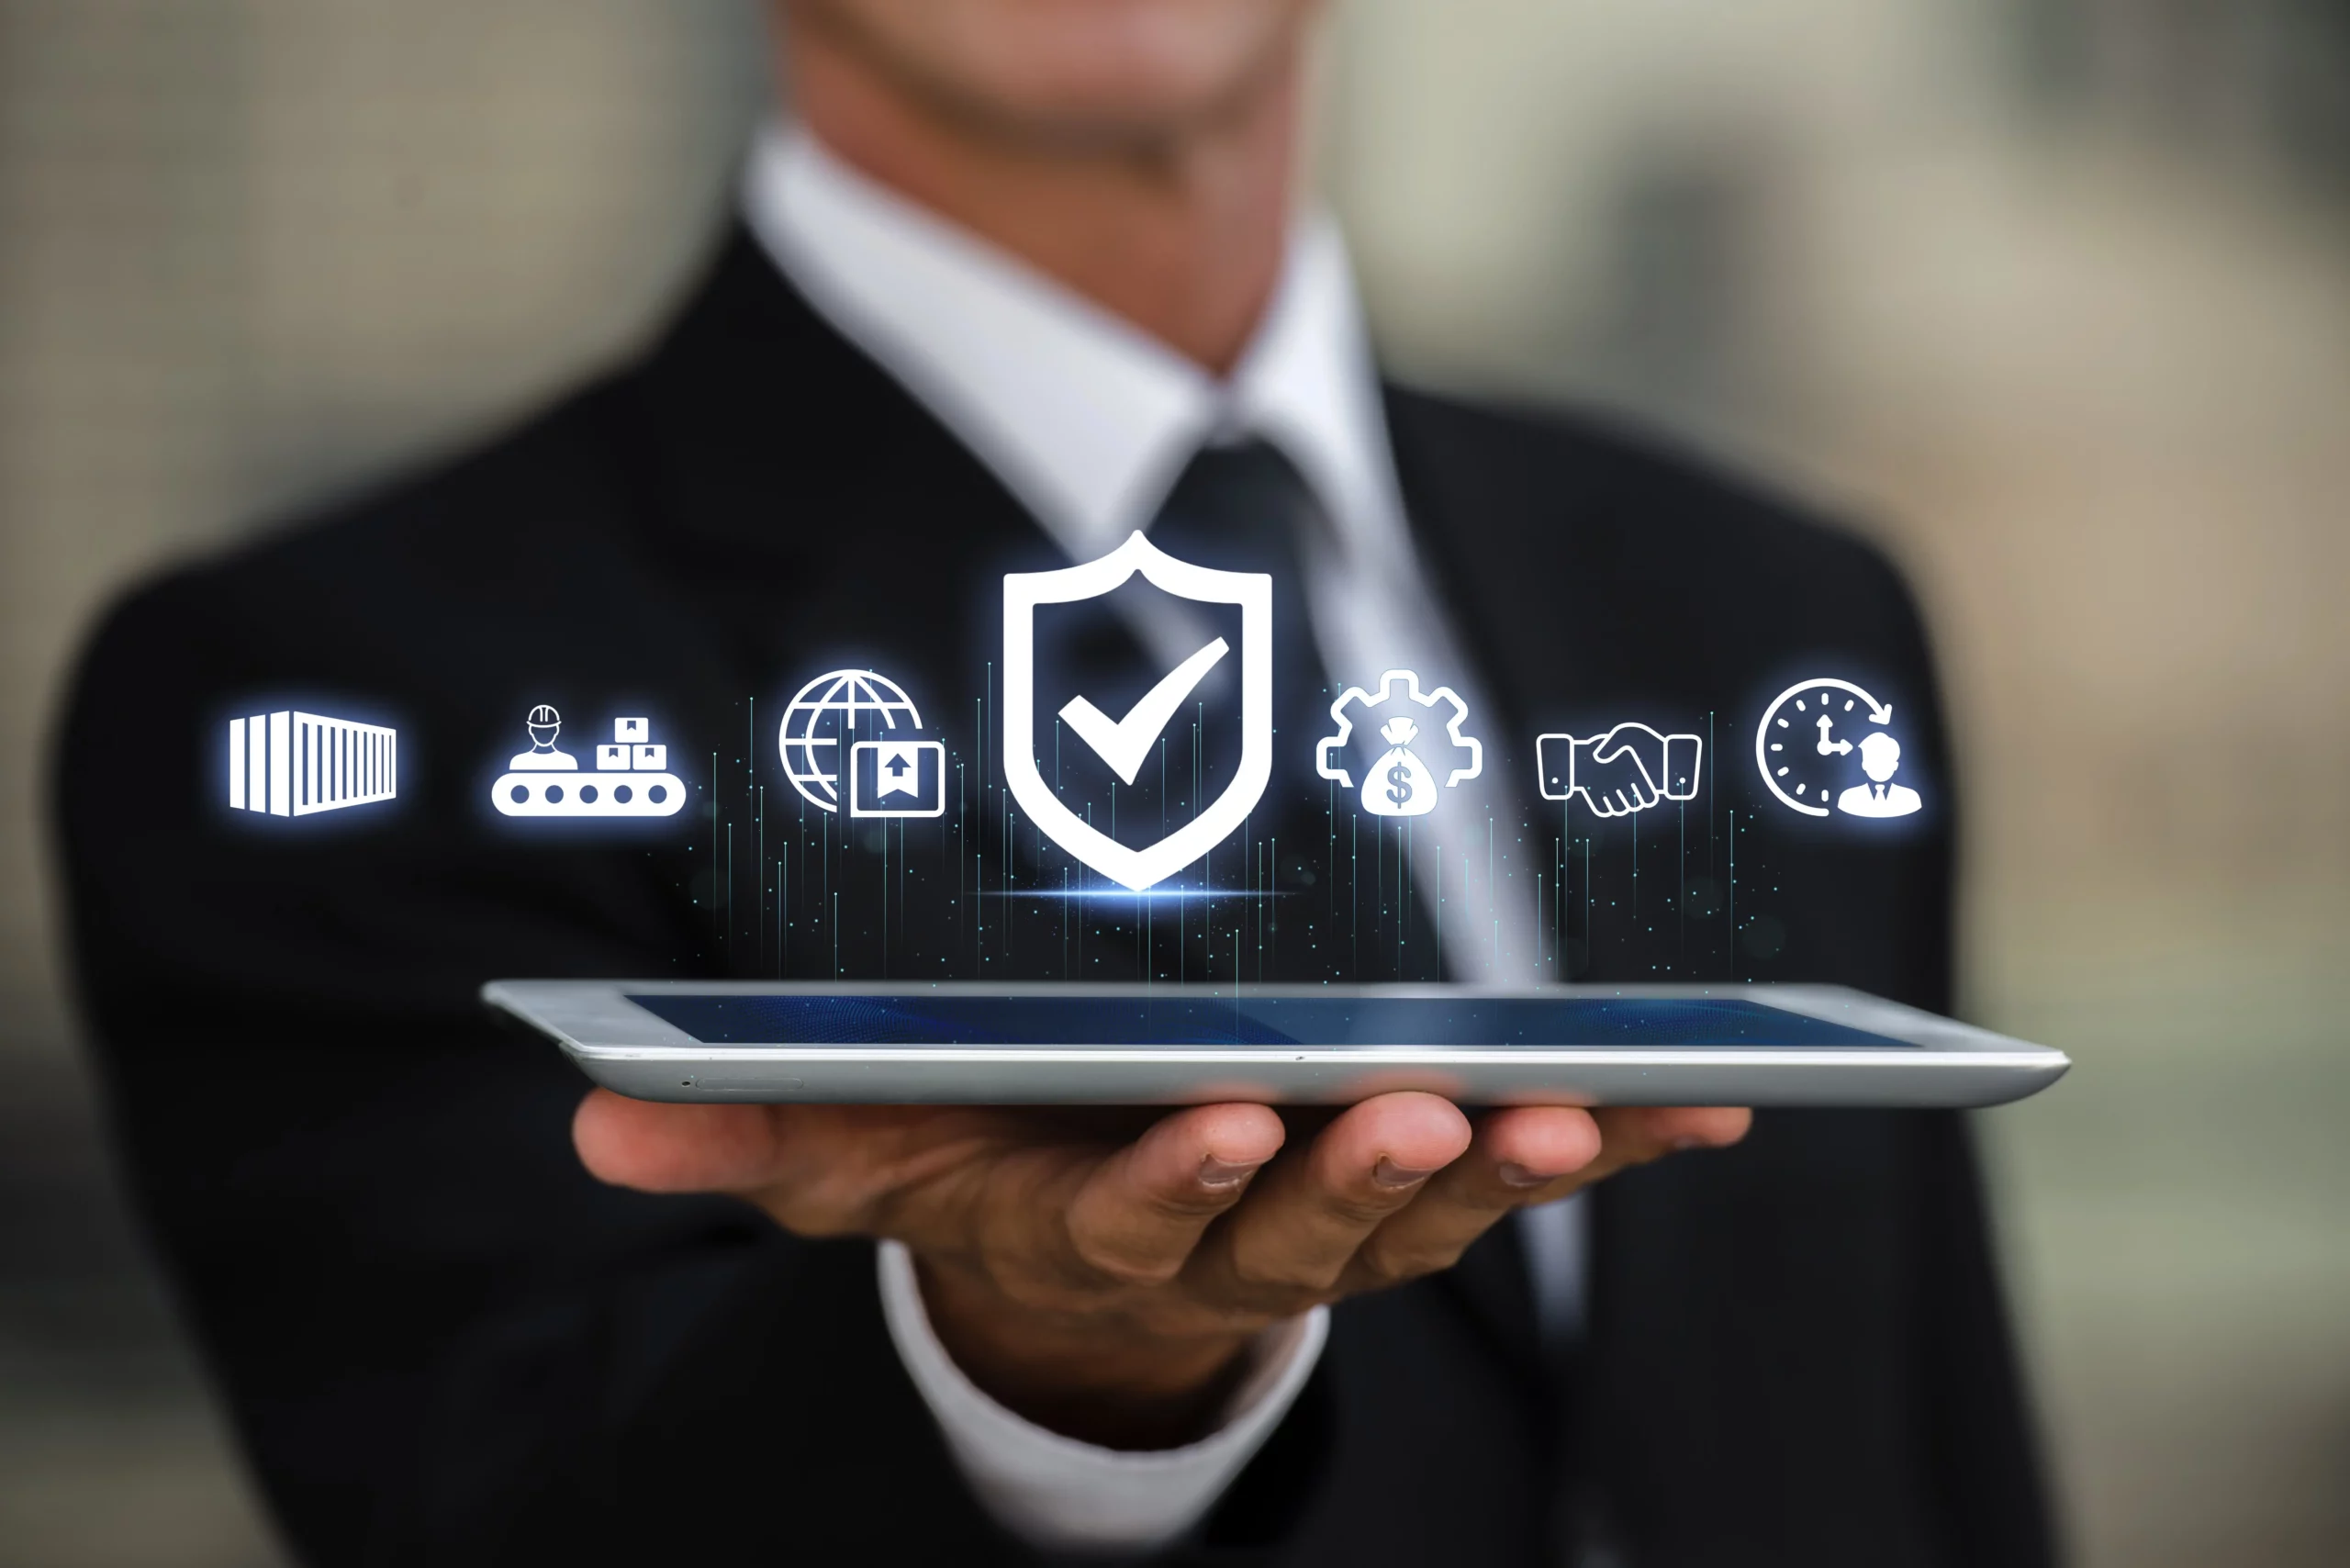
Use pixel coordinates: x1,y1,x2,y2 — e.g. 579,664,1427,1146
1143,438,1336,794
1142,439,1440,982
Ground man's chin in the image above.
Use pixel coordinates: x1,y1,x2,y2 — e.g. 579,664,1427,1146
786,0,1310,148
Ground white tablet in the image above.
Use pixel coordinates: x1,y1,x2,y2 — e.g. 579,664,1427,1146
484,981,2068,1109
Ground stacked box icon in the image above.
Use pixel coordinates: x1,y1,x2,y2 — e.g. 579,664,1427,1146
594,721,664,772
229,711,397,816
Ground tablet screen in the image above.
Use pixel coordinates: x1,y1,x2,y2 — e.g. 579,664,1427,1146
621,994,1913,1050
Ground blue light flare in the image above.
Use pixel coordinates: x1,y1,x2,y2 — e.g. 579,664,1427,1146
977,885,1287,903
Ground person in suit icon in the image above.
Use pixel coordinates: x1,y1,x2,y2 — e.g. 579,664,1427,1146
1839,729,1923,817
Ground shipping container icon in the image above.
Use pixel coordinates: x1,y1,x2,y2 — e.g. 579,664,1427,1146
228,711,397,817
492,707,687,819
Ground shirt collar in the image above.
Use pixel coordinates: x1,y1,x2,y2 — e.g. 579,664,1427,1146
740,122,1407,573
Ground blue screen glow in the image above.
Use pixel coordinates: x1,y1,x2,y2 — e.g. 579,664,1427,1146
621,994,1910,1050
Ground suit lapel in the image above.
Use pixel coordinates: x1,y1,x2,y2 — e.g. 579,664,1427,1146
1379,385,1564,745
602,226,1082,722
622,227,1058,576
1382,388,1595,1396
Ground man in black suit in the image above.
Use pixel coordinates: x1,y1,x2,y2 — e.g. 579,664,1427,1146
55,1,2053,1562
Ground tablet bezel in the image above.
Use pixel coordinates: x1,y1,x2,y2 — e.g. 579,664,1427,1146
483,980,2069,1110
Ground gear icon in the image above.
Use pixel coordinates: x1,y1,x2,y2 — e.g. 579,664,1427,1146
1315,669,1483,790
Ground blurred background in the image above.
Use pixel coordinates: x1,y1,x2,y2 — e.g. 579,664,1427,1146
1,1,2343,1562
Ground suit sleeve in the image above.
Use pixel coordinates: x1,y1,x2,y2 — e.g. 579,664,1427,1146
54,589,988,1562
1914,1114,2062,1567
1883,547,2060,1565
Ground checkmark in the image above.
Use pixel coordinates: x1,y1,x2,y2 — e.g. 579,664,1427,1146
1059,636,1230,785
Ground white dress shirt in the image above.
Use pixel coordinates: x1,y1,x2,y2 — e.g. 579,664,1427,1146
744,121,1580,1554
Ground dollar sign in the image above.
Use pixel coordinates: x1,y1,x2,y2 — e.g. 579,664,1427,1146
1386,760,1415,807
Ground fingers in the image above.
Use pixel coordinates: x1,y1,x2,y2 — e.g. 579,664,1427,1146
574,1092,1002,1238
1331,1106,1747,1293
1339,1106,1603,1289
576,1090,1295,1288
573,1090,786,1192
574,1086,1751,1325
1062,1103,1287,1287
1193,1092,1472,1303
1579,1104,1751,1185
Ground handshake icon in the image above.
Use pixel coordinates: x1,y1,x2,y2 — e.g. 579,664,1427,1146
1537,723,1703,818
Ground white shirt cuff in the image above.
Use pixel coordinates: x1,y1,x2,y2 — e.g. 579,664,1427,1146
876,1240,1329,1554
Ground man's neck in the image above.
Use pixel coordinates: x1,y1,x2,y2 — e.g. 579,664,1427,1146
783,21,1301,377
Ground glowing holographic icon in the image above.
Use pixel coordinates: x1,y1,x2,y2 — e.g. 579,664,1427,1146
509,704,576,770
778,669,927,814
1058,635,1229,786
848,737,946,818
1754,678,1919,820
494,710,686,818
1003,531,1270,890
228,711,397,817
1361,716,1439,817
1315,669,1481,819
1836,730,1921,818
1536,723,1703,818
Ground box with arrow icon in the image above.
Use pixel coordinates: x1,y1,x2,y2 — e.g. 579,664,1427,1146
848,738,946,818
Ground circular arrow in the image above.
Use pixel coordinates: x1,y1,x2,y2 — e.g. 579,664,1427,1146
1754,678,1894,817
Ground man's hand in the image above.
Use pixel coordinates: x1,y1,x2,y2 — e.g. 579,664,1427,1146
575,1093,1748,1449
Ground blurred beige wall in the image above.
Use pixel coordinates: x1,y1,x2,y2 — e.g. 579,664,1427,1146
0,0,768,1032
2,3,2344,1565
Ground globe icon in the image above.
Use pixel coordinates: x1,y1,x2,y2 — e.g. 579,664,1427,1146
778,669,924,812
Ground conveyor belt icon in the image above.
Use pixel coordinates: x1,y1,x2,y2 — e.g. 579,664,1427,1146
492,710,687,819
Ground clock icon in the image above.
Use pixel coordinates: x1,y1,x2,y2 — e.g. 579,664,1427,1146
1754,678,1898,818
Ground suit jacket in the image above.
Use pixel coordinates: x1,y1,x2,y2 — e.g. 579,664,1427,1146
54,229,2054,1567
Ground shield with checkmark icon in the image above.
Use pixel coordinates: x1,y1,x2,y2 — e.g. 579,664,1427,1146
1002,531,1271,890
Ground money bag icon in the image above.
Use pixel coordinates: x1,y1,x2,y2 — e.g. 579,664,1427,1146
1361,716,1439,818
